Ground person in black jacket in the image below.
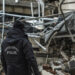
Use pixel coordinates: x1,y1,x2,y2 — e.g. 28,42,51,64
1,20,40,75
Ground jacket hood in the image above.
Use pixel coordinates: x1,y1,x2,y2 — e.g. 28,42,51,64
6,28,28,45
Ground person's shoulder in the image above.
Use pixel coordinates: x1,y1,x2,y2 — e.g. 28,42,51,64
22,37,29,44
1,39,7,48
22,37,32,46
22,37,28,42
1,39,7,44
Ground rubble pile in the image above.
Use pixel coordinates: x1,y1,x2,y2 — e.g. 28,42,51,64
39,56,75,75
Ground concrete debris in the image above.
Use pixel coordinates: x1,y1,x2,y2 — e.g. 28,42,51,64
41,70,53,75
40,56,75,75
56,70,65,75
50,61,62,71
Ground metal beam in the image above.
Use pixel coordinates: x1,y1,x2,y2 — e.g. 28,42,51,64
1,0,5,42
54,34,75,38
44,14,73,44
34,40,46,51
63,2,75,4
0,13,33,18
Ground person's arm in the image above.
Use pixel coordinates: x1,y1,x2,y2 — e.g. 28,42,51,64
23,40,40,75
1,44,7,74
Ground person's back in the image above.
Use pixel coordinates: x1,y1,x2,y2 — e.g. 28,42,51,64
1,20,40,75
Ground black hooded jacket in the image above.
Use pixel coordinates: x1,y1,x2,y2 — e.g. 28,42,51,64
1,28,39,75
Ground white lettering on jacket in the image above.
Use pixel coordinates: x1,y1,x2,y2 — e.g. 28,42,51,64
5,46,19,55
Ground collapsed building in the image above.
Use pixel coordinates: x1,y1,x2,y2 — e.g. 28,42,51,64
0,0,75,75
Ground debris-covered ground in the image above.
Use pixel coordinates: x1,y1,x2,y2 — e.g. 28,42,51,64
38,55,75,75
